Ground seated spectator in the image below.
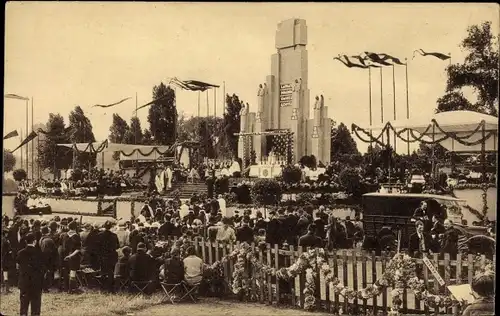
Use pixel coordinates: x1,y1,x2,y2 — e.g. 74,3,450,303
462,272,495,316
183,246,203,287
128,243,153,283
162,248,184,284
114,246,131,280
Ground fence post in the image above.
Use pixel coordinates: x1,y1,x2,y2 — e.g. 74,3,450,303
433,253,440,316
423,255,430,315
342,250,348,314
444,253,451,315
352,249,359,314
371,251,377,315
381,251,387,315
274,244,280,305
267,244,272,305
289,245,296,308
259,244,264,303
298,246,305,308
361,249,367,313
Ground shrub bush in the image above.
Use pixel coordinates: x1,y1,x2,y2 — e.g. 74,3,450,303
281,165,302,184
251,178,282,207
339,167,362,196
12,169,27,182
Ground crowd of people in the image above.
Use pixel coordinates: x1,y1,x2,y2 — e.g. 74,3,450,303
1,193,496,316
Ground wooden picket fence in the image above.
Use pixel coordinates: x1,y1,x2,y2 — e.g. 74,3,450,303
173,237,494,315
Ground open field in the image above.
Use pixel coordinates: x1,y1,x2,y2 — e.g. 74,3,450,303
0,289,330,316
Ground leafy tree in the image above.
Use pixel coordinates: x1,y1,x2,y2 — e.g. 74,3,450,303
438,21,499,116
38,113,72,173
13,168,27,181
331,122,359,159
223,94,244,157
143,129,153,145
148,83,177,145
3,149,16,173
124,116,144,145
109,113,129,160
436,91,475,113
68,106,96,168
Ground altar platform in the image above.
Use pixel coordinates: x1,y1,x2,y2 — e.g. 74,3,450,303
248,164,283,178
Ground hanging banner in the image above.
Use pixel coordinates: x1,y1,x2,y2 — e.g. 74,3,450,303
422,255,446,286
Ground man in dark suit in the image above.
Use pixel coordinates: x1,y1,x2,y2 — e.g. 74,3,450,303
408,221,434,258
97,221,120,293
16,233,45,316
283,208,298,246
39,226,58,292
128,243,154,294
158,214,175,239
412,201,432,232
440,219,459,260
298,224,323,249
236,219,254,244
60,221,82,293
266,210,282,246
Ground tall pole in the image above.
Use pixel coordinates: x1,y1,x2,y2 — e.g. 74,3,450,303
197,91,200,117
380,68,384,144
206,90,209,117
20,129,23,173
368,68,373,149
25,99,29,176
223,81,226,116
135,92,138,145
31,97,34,181
405,59,410,156
392,65,397,154
214,87,217,117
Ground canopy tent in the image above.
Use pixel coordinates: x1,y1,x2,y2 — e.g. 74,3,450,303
352,111,498,153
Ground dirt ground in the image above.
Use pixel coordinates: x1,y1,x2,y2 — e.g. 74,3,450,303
132,298,331,316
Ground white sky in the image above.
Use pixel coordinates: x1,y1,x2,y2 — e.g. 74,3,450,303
4,2,499,155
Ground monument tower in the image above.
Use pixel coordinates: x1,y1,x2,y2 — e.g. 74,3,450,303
239,18,331,168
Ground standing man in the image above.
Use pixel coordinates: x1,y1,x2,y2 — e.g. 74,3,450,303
17,233,45,316
298,224,323,249
97,221,119,293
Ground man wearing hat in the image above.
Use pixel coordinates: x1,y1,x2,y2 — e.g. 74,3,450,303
128,242,153,293
97,221,119,293
266,210,282,246
298,224,323,248
17,233,45,316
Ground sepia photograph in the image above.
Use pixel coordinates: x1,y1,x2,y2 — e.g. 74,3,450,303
2,2,498,316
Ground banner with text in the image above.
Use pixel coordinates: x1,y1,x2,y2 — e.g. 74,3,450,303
280,83,293,107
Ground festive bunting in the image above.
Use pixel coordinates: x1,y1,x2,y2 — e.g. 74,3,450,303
3,130,18,140
362,52,395,66
11,131,38,153
4,94,29,101
334,55,369,69
92,97,131,108
412,49,451,60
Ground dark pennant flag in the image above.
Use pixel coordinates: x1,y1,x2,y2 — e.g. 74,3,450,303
412,49,451,60
3,130,18,140
11,131,38,153
92,97,131,108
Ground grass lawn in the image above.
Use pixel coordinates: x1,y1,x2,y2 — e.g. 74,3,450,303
0,289,330,316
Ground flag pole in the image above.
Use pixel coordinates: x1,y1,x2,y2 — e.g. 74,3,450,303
20,129,23,172
380,68,384,144
405,58,410,156
26,99,29,176
223,81,226,116
135,92,138,145
206,90,209,117
392,65,397,154
368,67,373,150
198,91,200,117
31,97,34,181
214,87,217,118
